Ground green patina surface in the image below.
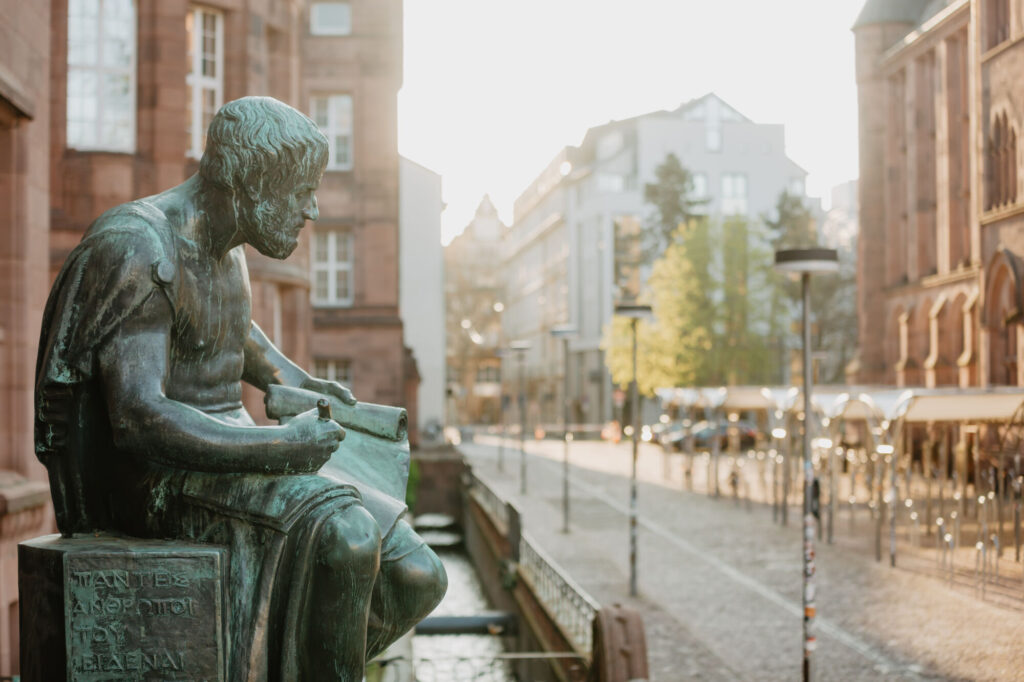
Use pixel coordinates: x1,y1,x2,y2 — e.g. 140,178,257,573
28,96,445,682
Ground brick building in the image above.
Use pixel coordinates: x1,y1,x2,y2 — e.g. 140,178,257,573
0,1,57,674
0,0,406,674
854,0,1024,388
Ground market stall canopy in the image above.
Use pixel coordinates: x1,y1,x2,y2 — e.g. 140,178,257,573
824,387,1024,425
898,388,1024,423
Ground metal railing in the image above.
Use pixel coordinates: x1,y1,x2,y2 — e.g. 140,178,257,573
373,652,587,682
468,471,510,533
466,468,600,658
517,531,600,657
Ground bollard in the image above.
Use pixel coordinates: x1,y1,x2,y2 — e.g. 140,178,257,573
936,518,945,567
1014,474,1022,562
904,499,914,543
945,533,955,587
974,541,984,596
982,541,988,599
978,495,987,546
951,510,960,549
992,534,1000,580
910,511,920,547
941,528,950,572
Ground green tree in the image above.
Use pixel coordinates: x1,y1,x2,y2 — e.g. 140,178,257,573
761,189,858,384
604,156,803,394
761,190,816,382
763,190,816,249
713,215,776,385
642,152,707,257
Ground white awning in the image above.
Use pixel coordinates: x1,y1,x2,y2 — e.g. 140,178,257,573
900,389,1024,423
658,385,1024,425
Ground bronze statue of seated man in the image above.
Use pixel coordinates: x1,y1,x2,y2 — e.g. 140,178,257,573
35,96,446,681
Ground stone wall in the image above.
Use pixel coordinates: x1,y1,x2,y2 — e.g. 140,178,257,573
0,0,57,675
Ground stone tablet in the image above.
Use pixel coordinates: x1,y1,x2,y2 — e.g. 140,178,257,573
20,535,227,682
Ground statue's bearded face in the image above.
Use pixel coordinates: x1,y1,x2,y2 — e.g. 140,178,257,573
240,178,320,259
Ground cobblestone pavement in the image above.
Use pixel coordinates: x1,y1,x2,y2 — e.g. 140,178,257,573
457,437,1024,682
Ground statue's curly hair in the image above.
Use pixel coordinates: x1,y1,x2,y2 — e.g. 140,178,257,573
199,96,329,195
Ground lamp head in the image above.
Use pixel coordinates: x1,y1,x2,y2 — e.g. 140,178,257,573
774,248,839,274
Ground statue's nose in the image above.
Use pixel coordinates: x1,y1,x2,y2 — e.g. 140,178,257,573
302,195,319,221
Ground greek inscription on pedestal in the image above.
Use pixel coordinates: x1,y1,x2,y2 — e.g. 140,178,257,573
64,550,225,681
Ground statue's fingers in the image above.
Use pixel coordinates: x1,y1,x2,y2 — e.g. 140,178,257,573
326,382,356,405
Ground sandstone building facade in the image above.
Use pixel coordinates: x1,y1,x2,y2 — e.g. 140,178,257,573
0,1,406,674
854,0,1024,388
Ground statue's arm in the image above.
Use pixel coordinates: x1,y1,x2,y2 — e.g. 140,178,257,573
98,296,343,474
243,321,356,405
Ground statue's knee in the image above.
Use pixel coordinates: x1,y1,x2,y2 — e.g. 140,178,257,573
391,544,447,617
317,507,381,575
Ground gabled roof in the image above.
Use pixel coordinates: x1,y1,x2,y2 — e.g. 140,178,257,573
672,92,751,123
577,92,752,151
852,0,932,29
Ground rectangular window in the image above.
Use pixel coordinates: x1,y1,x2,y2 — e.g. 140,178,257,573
597,172,625,193
313,358,352,384
186,7,223,158
721,173,748,215
311,95,354,170
691,172,709,215
476,366,500,383
310,2,352,36
706,123,722,152
67,0,136,152
312,229,354,306
691,172,708,198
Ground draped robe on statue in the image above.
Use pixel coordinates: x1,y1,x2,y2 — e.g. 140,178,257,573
35,201,411,680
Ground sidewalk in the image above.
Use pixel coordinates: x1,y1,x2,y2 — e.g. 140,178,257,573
458,437,1024,682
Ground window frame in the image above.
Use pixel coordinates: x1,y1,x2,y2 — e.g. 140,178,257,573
310,2,352,36
186,5,225,159
312,228,355,307
311,94,354,171
66,0,138,153
720,173,749,216
313,358,353,385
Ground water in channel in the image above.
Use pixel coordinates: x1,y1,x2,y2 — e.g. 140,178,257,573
412,547,512,681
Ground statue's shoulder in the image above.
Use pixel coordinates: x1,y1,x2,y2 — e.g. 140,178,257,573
77,199,177,285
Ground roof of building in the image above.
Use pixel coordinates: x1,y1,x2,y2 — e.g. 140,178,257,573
852,0,933,29
578,92,753,150
672,92,752,123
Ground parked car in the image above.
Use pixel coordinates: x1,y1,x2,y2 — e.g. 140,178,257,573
690,420,758,450
658,420,691,451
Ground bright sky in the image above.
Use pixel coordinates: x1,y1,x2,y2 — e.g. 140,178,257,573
398,0,868,245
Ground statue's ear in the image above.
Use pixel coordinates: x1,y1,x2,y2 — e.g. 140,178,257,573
241,181,263,203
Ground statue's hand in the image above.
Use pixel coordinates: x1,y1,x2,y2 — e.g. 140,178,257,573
284,408,345,472
300,376,357,406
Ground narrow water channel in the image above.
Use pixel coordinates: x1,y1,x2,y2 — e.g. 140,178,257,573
412,547,512,681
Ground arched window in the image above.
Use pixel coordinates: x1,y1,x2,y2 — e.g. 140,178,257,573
986,112,1018,210
985,0,1010,51
886,308,903,385
985,255,1021,386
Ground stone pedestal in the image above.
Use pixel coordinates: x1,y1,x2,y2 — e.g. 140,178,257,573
19,535,228,681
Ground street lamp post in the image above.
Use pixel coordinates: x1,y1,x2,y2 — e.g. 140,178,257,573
775,247,838,682
508,340,531,495
493,301,506,473
551,324,577,533
615,303,652,598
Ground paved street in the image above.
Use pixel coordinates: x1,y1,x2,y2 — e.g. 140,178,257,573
457,436,1024,682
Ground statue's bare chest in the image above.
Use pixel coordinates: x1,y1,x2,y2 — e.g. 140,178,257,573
171,248,251,363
